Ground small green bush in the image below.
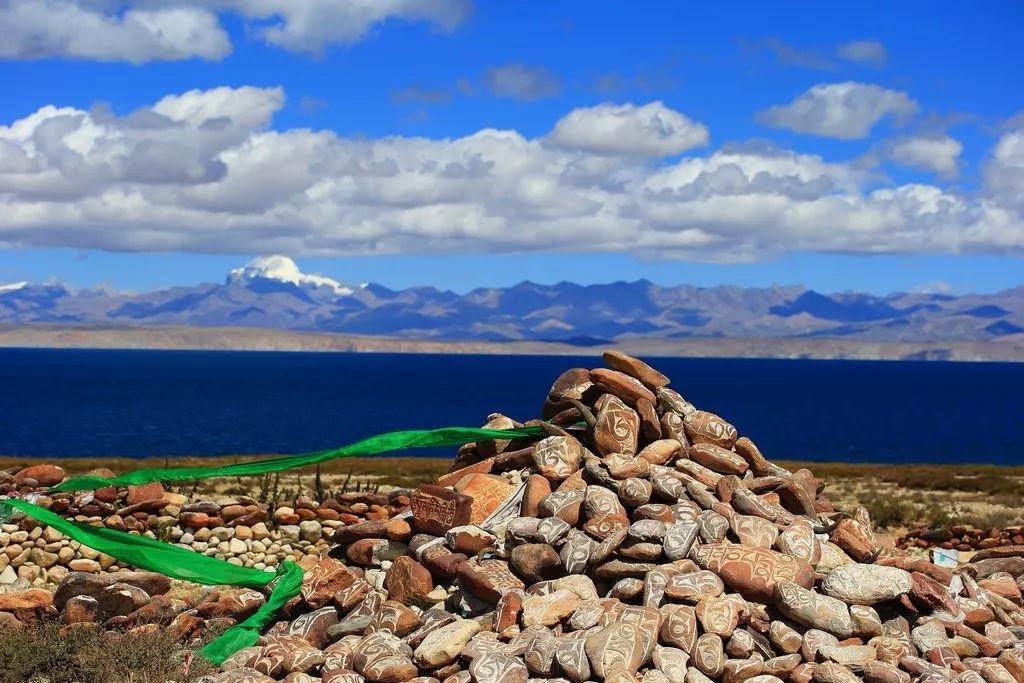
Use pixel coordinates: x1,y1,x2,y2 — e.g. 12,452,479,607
0,623,215,683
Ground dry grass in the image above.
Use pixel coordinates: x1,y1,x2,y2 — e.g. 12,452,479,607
790,461,1024,531
0,623,216,683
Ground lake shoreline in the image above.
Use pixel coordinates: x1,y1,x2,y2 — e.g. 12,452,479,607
2,323,1023,362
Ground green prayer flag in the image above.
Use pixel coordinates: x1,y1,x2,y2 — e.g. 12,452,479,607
0,498,303,665
51,425,545,492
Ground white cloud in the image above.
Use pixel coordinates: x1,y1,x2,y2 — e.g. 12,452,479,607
0,87,1021,261
231,0,471,55
837,40,887,66
985,128,1024,212
888,135,963,176
546,102,709,157
0,0,231,63
482,64,561,101
0,0,471,62
757,82,919,139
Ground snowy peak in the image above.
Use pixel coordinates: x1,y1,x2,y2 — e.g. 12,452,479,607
0,281,29,294
227,256,354,296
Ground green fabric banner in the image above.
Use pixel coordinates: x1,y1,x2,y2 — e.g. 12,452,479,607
51,425,545,493
0,498,302,665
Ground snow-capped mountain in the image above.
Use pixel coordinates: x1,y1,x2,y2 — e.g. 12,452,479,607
1,257,1022,344
226,255,355,296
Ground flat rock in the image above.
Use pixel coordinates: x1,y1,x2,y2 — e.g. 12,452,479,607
584,622,646,679
821,564,912,605
413,619,483,668
691,544,815,603
774,581,854,639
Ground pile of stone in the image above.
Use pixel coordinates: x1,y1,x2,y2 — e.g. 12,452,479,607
0,469,405,586
204,352,1024,682
899,527,1024,553
3,351,1024,683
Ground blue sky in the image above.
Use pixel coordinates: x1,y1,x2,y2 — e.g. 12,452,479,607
0,1,1021,294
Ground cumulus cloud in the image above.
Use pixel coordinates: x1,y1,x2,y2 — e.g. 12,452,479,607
546,102,709,157
757,82,919,139
0,0,471,61
0,87,1021,260
482,64,562,101
0,0,231,63
888,135,963,176
837,40,887,66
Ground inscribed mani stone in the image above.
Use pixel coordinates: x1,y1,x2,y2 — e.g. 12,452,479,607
410,484,472,535
453,473,515,524
691,543,815,603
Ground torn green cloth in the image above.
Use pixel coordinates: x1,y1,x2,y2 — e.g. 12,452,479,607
0,497,303,665
51,425,545,492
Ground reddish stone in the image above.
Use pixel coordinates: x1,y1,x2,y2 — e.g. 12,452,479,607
125,482,164,506
602,351,670,390
453,474,515,524
14,464,65,487
521,474,552,518
691,543,815,603
590,368,658,407
435,458,496,488
384,557,434,606
410,485,473,535
301,557,358,609
457,559,525,603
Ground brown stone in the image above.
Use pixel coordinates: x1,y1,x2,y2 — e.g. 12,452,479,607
126,482,165,506
458,559,525,603
384,556,433,606
453,473,514,524
590,368,658,407
469,652,528,683
691,544,815,603
602,351,670,390
346,538,407,566
665,571,724,602
533,436,586,481
521,589,580,628
410,485,472,536
692,633,725,678
694,597,740,637
690,443,748,476
0,588,53,611
510,544,562,584
594,395,640,457
14,464,65,487
683,411,737,449
584,622,646,679
774,581,854,639
521,474,551,518
301,557,359,608
660,604,697,653
831,519,876,563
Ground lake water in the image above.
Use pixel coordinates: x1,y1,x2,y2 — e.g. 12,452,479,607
0,348,1020,464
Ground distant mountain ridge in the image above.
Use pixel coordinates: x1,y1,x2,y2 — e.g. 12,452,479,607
1,256,1022,344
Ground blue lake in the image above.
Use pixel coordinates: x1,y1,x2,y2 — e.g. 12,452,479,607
0,348,1020,464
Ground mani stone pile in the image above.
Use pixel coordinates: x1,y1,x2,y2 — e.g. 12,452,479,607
213,351,1024,683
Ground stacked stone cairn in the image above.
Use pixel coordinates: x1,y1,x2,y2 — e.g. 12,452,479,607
206,352,1024,683
3,352,1024,683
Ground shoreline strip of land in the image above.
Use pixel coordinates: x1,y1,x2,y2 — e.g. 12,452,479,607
1,323,1022,362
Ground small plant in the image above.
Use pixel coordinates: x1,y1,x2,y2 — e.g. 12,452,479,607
314,463,325,503
0,623,215,683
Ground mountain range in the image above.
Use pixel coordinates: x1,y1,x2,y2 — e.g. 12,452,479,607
2,256,1022,345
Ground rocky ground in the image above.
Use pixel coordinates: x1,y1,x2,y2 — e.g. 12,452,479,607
1,351,1023,683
